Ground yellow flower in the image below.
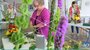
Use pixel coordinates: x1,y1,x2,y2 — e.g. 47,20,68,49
13,28,18,32
69,40,72,42
5,31,11,36
64,42,71,49
73,15,80,20
78,41,82,47
67,45,71,48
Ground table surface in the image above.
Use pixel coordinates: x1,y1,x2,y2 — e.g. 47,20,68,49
69,23,90,29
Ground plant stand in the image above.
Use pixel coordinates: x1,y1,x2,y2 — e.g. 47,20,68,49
2,37,30,50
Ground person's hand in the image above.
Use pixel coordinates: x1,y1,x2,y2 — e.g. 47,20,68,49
30,22,34,29
34,23,44,28
33,25,37,28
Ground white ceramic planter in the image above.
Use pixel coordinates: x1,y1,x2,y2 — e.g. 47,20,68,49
35,35,47,50
2,38,30,50
35,48,47,50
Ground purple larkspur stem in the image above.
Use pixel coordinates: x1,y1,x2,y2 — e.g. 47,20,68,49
58,0,62,9
55,16,68,49
54,0,68,50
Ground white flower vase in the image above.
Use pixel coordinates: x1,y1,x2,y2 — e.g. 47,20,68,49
35,35,47,50
2,37,30,50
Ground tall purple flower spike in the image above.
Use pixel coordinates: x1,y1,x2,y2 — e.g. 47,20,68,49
54,0,68,50
55,16,68,50
58,0,62,9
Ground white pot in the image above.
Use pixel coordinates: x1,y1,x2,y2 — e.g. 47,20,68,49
2,38,30,50
35,35,47,50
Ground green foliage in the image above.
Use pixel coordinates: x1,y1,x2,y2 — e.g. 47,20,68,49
14,1,30,29
29,45,36,50
10,0,32,50
48,0,61,49
48,0,56,49
53,7,60,32
14,15,29,30
22,0,33,5
10,27,25,50
19,4,30,16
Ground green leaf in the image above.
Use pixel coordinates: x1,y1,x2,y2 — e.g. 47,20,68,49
22,0,33,4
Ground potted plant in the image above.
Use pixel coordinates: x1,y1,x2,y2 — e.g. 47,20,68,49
3,0,33,50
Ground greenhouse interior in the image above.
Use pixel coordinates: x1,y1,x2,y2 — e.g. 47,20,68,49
0,0,90,50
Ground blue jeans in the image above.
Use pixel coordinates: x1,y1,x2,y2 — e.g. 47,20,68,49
71,26,79,33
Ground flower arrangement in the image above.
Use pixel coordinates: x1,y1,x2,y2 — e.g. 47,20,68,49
4,0,32,50
5,24,18,36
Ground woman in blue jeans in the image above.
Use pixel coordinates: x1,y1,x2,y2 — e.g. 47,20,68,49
71,26,79,33
69,1,80,34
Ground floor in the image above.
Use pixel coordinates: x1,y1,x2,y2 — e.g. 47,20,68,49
65,26,90,50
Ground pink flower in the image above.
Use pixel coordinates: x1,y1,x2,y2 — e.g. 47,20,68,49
52,32,55,37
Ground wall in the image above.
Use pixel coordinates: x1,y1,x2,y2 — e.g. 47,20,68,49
80,0,90,17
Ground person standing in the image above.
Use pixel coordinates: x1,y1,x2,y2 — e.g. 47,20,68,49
30,0,50,39
69,1,80,34
2,0,8,12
